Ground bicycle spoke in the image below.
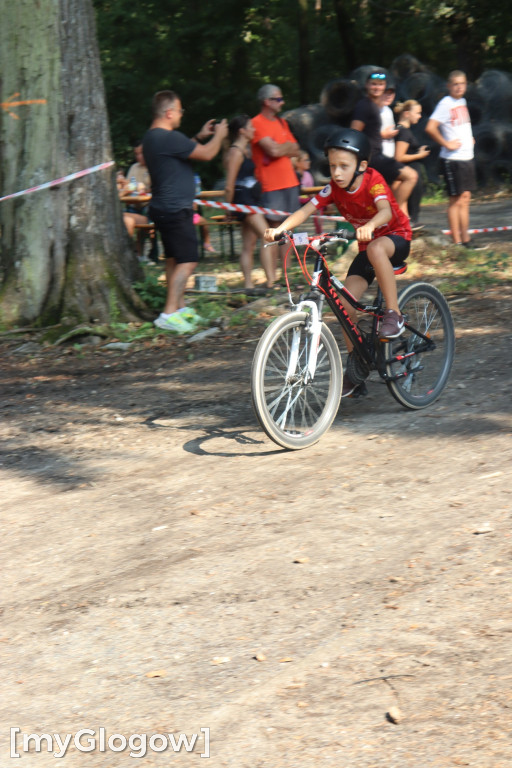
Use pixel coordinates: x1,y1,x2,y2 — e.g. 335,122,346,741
251,313,342,449
385,283,454,409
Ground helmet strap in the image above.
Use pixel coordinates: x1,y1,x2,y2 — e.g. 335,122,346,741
348,163,365,191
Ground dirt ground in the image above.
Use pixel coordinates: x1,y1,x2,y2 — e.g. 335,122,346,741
1,209,512,766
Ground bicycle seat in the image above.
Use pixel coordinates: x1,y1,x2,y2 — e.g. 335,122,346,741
393,263,408,275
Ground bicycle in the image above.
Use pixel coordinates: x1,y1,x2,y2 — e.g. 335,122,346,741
251,230,455,450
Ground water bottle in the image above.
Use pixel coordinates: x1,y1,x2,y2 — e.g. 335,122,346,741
194,174,202,196
130,176,137,193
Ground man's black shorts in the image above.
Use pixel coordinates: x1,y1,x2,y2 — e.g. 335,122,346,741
440,158,476,197
347,235,410,286
149,207,199,263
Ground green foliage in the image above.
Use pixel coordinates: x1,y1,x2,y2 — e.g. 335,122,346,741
132,271,167,311
108,321,157,341
93,0,512,184
422,184,449,205
131,269,250,325
438,248,511,292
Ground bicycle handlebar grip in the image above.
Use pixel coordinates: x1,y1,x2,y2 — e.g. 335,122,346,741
336,228,356,241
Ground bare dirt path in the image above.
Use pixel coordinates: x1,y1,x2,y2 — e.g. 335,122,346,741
1,226,511,766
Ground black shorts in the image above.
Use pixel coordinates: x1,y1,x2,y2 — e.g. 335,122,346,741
440,158,476,197
126,203,149,216
148,207,199,263
233,184,263,222
369,152,404,185
347,235,410,286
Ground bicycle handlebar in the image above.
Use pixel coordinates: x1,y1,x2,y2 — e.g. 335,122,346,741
316,229,356,245
272,229,356,246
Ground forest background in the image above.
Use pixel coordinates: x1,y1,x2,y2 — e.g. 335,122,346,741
1,0,511,327
94,0,512,184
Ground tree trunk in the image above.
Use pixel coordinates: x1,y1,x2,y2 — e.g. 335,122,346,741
332,0,358,72
297,0,310,105
0,0,144,327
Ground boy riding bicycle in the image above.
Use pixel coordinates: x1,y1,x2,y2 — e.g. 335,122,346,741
264,126,412,396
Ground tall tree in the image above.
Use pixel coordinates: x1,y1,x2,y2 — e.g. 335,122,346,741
297,0,311,103
0,0,143,327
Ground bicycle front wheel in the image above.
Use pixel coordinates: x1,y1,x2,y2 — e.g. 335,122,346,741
384,282,455,409
251,312,342,449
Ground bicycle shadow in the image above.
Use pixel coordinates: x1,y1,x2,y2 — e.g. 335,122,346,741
145,417,284,458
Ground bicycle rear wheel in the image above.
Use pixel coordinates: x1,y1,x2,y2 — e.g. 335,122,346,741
384,282,455,409
251,312,342,449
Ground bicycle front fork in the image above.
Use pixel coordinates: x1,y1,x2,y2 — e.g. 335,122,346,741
289,298,324,383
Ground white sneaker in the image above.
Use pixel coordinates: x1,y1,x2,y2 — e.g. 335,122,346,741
180,307,204,325
154,312,195,333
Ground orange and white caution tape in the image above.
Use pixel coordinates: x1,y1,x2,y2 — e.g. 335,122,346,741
0,161,115,203
442,226,512,235
194,197,347,222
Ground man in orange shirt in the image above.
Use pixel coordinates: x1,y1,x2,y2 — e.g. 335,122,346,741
252,84,300,287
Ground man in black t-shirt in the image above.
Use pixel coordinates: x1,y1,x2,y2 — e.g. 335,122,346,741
143,91,227,333
351,72,418,218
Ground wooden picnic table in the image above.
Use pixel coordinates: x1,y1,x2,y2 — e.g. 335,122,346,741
119,193,151,204
300,186,324,195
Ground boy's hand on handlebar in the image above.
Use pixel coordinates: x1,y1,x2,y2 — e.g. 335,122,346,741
356,225,375,242
264,228,279,243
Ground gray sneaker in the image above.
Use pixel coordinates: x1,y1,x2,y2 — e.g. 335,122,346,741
342,368,368,399
342,372,358,398
461,240,489,251
379,309,405,339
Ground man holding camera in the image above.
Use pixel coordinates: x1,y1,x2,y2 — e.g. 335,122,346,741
143,90,227,332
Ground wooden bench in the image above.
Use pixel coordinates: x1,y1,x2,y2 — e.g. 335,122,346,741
208,215,237,259
134,217,239,261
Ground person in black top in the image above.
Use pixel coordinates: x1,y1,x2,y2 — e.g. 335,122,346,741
223,114,274,293
351,71,418,218
143,90,228,333
394,100,431,227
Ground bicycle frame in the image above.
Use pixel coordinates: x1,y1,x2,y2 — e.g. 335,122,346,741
252,232,456,449
287,235,436,383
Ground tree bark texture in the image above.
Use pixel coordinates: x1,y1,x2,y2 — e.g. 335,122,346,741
0,0,143,326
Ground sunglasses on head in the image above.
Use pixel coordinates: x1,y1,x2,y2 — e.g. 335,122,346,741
369,73,386,80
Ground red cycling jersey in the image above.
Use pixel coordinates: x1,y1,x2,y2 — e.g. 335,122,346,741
310,168,412,251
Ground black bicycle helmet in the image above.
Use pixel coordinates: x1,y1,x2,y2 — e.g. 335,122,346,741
323,127,371,162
